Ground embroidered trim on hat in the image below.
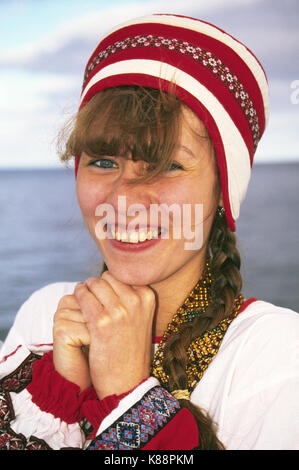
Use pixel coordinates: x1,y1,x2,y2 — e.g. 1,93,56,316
83,34,260,149
86,386,180,450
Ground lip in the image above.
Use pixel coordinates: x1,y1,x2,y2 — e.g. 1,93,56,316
108,235,162,252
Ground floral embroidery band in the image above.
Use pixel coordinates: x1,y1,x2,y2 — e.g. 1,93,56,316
83,34,260,150
86,386,180,450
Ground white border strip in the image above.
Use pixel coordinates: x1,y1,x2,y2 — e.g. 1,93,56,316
103,14,269,123
95,376,160,437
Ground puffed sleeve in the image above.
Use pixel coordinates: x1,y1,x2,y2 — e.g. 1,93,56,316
0,282,200,450
0,282,86,450
24,352,200,450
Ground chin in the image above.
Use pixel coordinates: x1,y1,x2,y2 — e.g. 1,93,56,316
104,261,165,287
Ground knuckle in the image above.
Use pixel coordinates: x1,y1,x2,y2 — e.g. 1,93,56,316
141,287,155,304
111,304,126,318
86,277,100,288
54,308,67,323
57,294,72,308
74,282,85,297
53,319,68,338
54,308,73,322
97,278,108,288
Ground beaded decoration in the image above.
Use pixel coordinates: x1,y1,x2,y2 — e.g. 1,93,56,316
151,260,245,392
83,34,260,149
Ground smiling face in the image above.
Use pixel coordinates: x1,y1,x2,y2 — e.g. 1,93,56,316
75,93,222,288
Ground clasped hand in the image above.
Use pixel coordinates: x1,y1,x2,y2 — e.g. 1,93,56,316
53,271,156,399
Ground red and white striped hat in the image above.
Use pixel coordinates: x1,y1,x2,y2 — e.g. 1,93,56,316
75,13,269,231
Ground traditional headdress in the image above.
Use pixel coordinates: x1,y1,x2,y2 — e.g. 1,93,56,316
74,13,269,231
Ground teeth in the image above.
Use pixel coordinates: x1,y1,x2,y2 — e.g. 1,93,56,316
129,232,139,243
109,228,162,243
121,232,129,242
139,232,147,242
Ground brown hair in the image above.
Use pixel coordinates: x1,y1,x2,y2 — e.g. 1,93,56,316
162,211,242,450
58,84,213,183
58,86,242,450
59,85,182,182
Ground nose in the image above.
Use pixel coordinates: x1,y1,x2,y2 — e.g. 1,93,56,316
105,158,155,212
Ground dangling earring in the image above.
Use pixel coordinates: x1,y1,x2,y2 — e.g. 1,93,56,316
217,206,225,217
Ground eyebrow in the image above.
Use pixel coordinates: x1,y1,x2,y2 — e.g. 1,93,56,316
83,144,198,162
82,138,129,158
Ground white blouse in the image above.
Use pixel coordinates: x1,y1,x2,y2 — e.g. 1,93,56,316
1,281,299,450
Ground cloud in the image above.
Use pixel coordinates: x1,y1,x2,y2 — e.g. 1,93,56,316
256,109,299,162
1,0,298,168
269,78,299,111
196,0,299,80
0,71,80,169
0,0,263,75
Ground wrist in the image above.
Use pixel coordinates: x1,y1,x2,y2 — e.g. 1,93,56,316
82,376,150,438
53,344,91,392
93,372,150,400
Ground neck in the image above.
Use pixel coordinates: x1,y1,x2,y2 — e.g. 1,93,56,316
150,253,208,337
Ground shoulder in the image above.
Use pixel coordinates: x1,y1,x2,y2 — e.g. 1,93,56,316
7,281,78,348
16,281,79,318
194,298,299,402
22,281,79,308
191,299,299,444
220,298,299,393
219,300,299,449
227,297,299,347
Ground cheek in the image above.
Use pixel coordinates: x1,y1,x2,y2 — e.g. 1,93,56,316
157,178,213,207
157,180,189,205
76,176,107,219
157,177,217,241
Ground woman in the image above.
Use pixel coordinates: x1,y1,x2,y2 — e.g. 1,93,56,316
1,14,298,450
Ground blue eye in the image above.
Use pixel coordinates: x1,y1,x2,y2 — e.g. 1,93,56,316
168,161,184,172
88,158,118,169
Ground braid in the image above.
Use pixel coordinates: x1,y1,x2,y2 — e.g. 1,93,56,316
162,208,243,450
99,209,242,449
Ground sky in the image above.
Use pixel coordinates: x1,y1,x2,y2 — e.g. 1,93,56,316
0,0,298,169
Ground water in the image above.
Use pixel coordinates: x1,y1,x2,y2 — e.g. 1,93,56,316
0,163,298,341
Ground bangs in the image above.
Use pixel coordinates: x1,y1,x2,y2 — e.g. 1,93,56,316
60,86,183,183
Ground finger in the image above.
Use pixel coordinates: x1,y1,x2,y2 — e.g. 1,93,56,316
74,281,108,323
53,319,91,348
54,308,87,324
84,277,120,313
101,271,140,302
101,271,155,313
57,293,81,310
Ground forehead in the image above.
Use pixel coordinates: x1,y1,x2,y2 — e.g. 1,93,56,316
178,106,212,154
180,106,209,136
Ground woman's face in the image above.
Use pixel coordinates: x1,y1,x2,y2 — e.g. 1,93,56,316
76,106,222,287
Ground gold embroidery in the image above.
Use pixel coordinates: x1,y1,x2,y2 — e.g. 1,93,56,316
151,260,244,391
